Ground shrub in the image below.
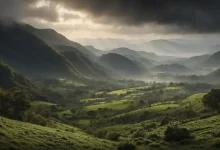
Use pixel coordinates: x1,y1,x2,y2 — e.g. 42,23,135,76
164,124,194,142
134,137,145,145
26,112,48,126
212,130,220,137
147,133,160,141
95,130,108,138
144,123,157,130
160,116,173,126
210,138,220,148
148,142,161,149
131,129,146,138
117,142,136,150
105,132,120,141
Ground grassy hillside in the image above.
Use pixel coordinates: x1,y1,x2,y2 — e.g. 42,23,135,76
54,45,109,78
99,53,147,77
0,116,116,150
0,61,32,89
0,24,80,78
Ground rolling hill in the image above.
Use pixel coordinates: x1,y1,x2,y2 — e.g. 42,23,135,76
85,45,104,56
0,116,116,150
178,54,210,68
99,53,147,77
135,39,208,57
106,47,155,68
204,51,220,67
0,23,80,78
151,63,191,75
54,45,109,78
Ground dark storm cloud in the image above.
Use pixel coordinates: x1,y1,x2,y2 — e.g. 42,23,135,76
53,0,220,33
0,0,59,22
1,0,220,33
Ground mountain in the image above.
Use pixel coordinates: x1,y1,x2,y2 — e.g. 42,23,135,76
106,47,154,68
135,39,210,57
208,68,220,77
178,54,210,68
0,23,80,78
20,24,96,59
54,45,109,78
99,53,147,77
74,38,137,50
151,63,191,75
204,51,220,67
0,61,32,89
85,45,104,56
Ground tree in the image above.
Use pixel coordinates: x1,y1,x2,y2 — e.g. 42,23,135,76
117,142,136,150
87,110,97,118
0,89,31,120
12,91,31,120
164,124,193,142
202,89,220,113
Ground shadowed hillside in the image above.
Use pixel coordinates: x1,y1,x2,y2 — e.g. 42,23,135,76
0,61,32,89
0,24,80,78
99,53,147,77
21,24,96,59
54,45,109,78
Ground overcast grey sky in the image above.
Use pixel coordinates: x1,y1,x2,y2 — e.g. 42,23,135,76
1,0,220,40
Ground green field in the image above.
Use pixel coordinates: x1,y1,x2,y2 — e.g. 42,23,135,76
78,119,91,126
31,101,57,106
108,86,150,95
80,98,103,103
85,100,130,110
118,104,179,117
164,86,183,90
0,116,116,150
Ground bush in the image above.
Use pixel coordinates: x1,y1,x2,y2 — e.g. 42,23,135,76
117,142,136,150
147,133,160,141
160,116,173,126
164,124,194,142
144,123,157,130
105,132,120,141
212,130,220,137
26,112,48,126
148,142,161,149
131,129,146,138
210,138,220,148
95,130,108,138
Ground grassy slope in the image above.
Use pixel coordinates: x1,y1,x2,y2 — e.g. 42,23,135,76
85,100,130,110
0,116,116,150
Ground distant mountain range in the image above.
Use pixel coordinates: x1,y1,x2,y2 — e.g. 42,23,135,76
150,64,191,75
76,38,219,57
1,20,220,80
98,53,147,78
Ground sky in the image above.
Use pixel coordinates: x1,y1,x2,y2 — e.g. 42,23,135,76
1,0,220,41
